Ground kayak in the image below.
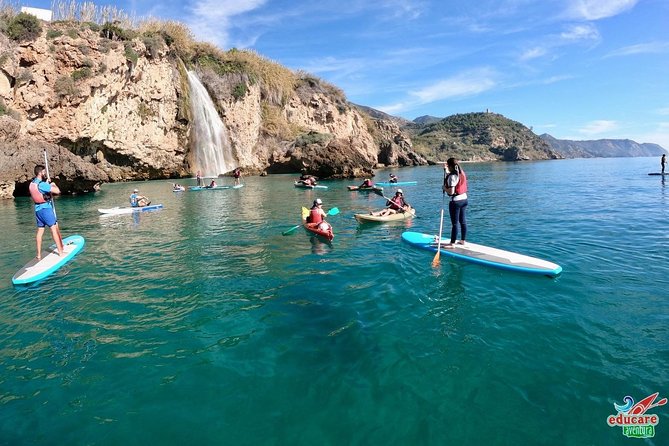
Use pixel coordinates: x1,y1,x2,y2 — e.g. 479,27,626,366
301,207,334,240
294,181,328,189
98,204,164,215
12,235,85,285
347,185,383,192
232,184,244,189
172,187,185,192
189,185,231,191
401,231,562,277
374,181,417,187
354,208,416,223
303,222,334,241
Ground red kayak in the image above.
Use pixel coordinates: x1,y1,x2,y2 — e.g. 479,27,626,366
303,221,334,241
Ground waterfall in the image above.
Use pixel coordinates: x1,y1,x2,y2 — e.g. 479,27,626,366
187,71,237,177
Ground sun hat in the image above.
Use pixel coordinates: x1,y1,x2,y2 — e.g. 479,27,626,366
315,198,323,205
133,188,139,192
397,189,403,194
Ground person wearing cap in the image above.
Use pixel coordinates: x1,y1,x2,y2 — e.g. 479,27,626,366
129,188,150,207
306,198,331,230
372,189,411,217
389,173,398,183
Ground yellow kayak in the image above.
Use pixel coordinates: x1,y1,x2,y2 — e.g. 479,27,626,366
354,208,416,223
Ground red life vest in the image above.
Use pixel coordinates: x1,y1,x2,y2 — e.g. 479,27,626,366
389,196,404,210
455,169,468,195
363,179,372,187
310,207,323,224
29,180,48,204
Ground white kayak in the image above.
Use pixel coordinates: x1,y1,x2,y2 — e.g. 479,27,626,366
354,208,416,223
402,231,562,277
98,204,164,215
12,235,85,285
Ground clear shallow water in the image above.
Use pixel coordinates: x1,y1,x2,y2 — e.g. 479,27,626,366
0,157,667,445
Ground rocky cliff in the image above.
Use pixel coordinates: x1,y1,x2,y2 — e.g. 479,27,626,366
0,17,426,198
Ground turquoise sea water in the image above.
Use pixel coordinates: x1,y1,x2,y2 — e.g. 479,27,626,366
1,157,667,445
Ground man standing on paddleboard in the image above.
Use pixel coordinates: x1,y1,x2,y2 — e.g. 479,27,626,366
662,154,666,175
29,165,64,259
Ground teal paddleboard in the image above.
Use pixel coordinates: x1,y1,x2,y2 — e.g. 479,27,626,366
12,235,85,285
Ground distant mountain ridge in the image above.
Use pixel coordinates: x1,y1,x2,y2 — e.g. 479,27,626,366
539,134,667,158
402,112,561,162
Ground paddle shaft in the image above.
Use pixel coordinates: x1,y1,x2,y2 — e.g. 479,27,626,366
43,150,56,218
433,167,448,266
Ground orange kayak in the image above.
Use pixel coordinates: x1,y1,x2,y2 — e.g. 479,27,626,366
303,221,334,241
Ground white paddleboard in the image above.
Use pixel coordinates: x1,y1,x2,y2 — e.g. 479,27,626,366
12,235,85,285
98,204,164,215
402,231,562,277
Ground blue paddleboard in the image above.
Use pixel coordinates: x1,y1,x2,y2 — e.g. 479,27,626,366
12,235,85,285
374,181,418,187
401,231,562,277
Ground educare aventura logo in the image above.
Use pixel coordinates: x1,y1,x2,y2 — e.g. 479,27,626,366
607,392,667,438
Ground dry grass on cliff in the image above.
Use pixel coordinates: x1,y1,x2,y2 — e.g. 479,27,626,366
51,0,136,28
191,43,296,107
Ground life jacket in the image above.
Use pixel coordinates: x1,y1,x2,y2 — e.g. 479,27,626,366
362,179,372,187
388,196,404,210
29,179,49,204
455,168,468,195
309,206,323,224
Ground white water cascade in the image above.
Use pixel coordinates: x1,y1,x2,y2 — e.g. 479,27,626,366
187,71,237,177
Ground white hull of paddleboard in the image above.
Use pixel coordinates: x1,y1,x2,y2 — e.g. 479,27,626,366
12,235,85,285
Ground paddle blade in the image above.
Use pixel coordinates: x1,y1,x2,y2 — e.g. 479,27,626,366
327,207,339,216
282,225,300,236
432,250,441,267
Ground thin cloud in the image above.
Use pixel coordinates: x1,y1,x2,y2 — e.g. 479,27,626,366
578,120,618,135
658,107,669,116
605,41,669,58
560,24,600,42
519,47,547,61
410,68,497,102
187,0,267,48
564,0,638,20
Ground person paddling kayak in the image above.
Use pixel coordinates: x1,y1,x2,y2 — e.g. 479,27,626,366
371,189,411,217
30,164,64,259
306,199,329,228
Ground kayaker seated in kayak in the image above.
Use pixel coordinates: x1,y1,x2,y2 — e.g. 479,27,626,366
300,176,317,186
306,198,331,231
129,189,150,207
359,178,373,188
208,180,217,188
372,189,411,217
172,183,185,191
389,174,398,183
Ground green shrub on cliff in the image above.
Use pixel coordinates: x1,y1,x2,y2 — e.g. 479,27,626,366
295,131,332,147
232,83,248,100
124,42,138,66
46,29,63,39
100,21,136,41
71,67,92,80
54,75,79,98
6,12,42,42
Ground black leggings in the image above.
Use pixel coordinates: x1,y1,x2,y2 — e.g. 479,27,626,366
448,199,468,243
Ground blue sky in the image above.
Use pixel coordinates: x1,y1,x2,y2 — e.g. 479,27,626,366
27,0,669,148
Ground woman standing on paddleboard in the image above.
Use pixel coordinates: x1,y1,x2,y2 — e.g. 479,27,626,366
442,157,468,248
